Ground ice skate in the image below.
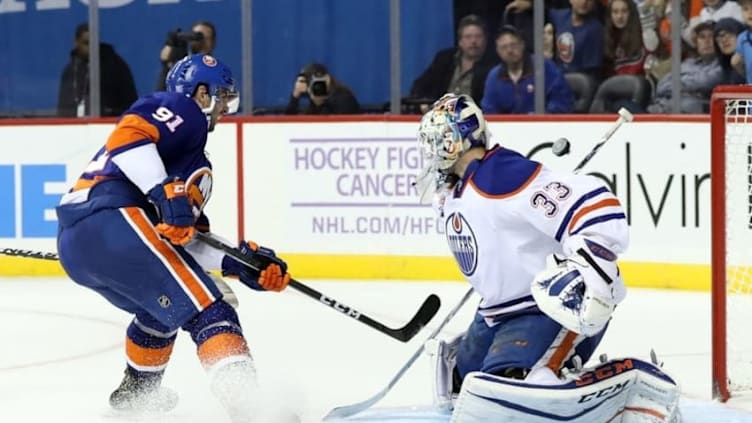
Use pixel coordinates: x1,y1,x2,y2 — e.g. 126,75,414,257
109,367,178,414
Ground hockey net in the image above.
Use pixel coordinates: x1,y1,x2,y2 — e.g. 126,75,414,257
711,85,752,402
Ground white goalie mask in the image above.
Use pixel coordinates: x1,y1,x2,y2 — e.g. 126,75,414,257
414,94,488,204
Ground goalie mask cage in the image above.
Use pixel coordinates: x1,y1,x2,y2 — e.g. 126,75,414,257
711,85,752,402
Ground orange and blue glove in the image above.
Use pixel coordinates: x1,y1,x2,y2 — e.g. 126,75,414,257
147,177,195,245
221,241,291,292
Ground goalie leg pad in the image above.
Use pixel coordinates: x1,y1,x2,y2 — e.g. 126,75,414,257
450,358,681,423
426,332,464,409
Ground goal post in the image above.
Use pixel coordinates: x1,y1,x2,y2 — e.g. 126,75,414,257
710,85,752,402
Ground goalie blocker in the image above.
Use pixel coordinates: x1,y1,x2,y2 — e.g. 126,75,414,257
450,357,681,423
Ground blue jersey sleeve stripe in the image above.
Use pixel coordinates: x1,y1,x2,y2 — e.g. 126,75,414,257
555,187,609,241
570,213,627,236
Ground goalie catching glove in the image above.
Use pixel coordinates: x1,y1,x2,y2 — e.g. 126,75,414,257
221,241,291,292
531,236,627,336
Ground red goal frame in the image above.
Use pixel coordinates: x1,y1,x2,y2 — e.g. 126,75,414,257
710,85,752,402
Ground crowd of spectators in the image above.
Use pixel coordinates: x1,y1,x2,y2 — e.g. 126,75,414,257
410,0,752,115
56,0,752,118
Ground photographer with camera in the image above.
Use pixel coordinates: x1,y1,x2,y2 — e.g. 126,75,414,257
156,21,216,91
285,63,361,115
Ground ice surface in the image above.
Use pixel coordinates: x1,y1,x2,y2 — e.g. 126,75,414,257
1,279,751,422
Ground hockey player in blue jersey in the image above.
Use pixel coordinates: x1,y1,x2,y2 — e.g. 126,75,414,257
415,94,681,422
56,54,292,421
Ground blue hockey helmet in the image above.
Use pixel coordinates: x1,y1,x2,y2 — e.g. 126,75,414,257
165,53,239,114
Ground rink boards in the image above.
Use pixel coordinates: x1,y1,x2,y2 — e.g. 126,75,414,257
0,115,715,291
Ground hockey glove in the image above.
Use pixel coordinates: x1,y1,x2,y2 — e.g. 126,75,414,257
147,177,195,245
221,241,291,292
531,237,625,336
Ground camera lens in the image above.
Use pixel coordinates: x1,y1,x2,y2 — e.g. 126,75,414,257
311,80,327,96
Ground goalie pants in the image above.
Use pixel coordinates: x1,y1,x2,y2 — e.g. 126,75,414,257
57,204,223,332
455,309,606,380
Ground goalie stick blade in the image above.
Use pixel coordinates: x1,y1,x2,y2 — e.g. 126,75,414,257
324,396,385,420
325,288,475,420
386,294,441,342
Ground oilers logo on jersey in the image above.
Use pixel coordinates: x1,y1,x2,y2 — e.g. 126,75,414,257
446,212,478,276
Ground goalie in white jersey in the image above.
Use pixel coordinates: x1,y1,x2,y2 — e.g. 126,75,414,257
415,94,681,422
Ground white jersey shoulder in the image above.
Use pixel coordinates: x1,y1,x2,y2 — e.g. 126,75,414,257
441,147,628,317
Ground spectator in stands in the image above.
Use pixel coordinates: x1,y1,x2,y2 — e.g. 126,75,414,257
604,0,655,76
647,21,722,113
481,25,573,114
636,0,662,46
713,17,746,84
591,0,656,114
409,14,497,110
699,0,743,24
156,21,216,91
501,0,535,51
454,0,528,47
549,0,604,80
57,22,137,117
646,0,680,82
285,63,361,115
544,23,556,58
732,0,752,82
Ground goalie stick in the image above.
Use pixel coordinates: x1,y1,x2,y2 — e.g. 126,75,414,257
0,234,441,344
552,107,634,174
324,108,635,419
195,232,441,343
324,287,475,420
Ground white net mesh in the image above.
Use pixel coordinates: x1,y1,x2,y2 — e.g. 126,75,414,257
723,98,752,395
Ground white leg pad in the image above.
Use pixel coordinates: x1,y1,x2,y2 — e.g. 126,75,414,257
451,358,681,423
425,332,464,410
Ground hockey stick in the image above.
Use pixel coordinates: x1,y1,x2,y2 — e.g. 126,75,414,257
552,108,634,174
0,236,441,343
194,232,441,343
0,247,59,261
324,287,475,420
573,108,633,174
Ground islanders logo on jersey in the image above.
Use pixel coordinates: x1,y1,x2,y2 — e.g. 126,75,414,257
445,212,478,276
556,32,575,64
185,167,213,220
203,55,218,67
